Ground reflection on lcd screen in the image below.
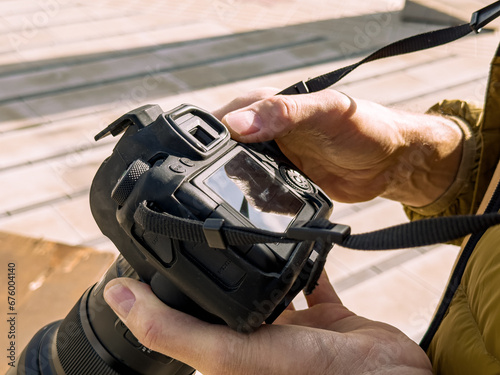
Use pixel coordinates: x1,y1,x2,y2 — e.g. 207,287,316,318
204,152,303,232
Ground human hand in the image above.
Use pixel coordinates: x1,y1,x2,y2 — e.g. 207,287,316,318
104,272,432,375
213,88,463,207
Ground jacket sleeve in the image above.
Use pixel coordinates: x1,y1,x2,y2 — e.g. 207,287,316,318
403,100,484,244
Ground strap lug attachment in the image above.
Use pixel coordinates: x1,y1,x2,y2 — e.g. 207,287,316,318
203,218,226,249
470,0,500,33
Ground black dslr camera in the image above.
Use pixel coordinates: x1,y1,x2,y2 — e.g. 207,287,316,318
12,104,341,375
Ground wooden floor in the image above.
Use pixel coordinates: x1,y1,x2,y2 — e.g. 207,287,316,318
0,1,498,365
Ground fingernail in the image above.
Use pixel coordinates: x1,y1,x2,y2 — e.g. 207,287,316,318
104,282,136,319
224,110,262,136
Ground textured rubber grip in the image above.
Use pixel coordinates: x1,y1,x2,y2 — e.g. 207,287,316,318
57,300,120,375
111,160,150,206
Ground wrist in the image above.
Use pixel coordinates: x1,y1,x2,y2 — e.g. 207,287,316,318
382,111,464,207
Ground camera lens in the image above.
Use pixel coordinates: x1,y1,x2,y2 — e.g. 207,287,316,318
13,257,196,375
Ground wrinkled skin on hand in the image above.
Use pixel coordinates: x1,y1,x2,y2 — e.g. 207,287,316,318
213,88,462,207
104,273,433,375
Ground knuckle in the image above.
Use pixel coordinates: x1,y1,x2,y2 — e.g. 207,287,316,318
267,96,298,132
272,96,297,121
135,315,164,352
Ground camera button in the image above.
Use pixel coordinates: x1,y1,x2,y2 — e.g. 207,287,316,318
143,232,174,265
124,329,142,348
179,157,195,167
169,164,186,173
281,166,312,192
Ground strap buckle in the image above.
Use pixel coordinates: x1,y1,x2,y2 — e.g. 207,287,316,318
203,218,226,249
286,222,351,245
277,80,310,96
470,0,500,33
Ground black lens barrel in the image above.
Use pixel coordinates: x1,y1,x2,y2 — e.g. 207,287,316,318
12,258,196,375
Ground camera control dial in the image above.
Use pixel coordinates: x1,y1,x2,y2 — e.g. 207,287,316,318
111,159,150,205
280,165,313,192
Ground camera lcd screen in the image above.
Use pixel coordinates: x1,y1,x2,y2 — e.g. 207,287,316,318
204,151,304,232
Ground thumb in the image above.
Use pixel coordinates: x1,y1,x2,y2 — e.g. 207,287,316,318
103,278,240,373
222,90,352,143
222,95,304,143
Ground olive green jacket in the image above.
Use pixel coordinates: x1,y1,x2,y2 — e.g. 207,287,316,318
405,46,500,373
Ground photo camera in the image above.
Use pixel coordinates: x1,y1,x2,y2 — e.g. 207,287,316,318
12,104,340,375
12,3,500,370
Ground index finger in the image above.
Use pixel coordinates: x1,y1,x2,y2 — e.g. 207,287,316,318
305,271,343,307
211,87,277,120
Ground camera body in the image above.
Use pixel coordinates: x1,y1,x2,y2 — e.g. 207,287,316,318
90,103,333,332
11,104,335,375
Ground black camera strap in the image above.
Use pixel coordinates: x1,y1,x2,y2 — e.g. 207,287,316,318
134,202,500,294
278,1,500,95
134,201,500,251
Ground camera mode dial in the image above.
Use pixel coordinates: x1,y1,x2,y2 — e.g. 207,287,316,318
280,165,313,192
